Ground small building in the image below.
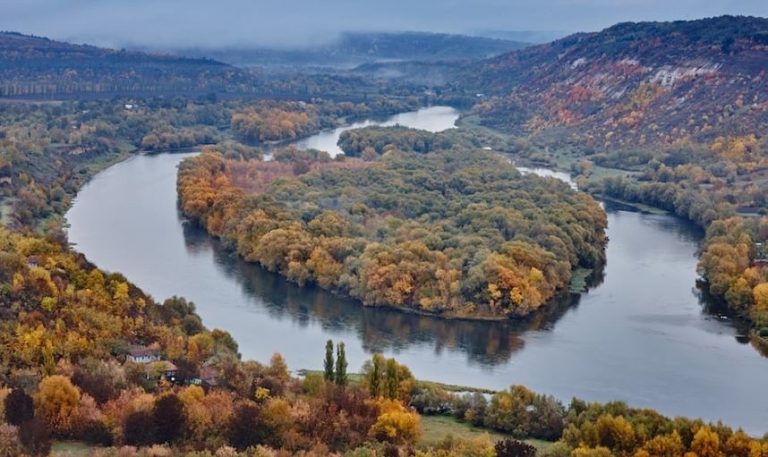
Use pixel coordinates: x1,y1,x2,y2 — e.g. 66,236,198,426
147,360,179,383
127,344,161,364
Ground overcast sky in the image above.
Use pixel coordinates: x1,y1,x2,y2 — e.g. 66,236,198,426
1,0,766,49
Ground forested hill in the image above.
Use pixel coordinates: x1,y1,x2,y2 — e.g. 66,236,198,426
173,32,529,68
0,32,257,98
463,15,768,150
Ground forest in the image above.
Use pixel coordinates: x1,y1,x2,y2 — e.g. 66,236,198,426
563,136,768,336
454,15,768,335
177,140,607,318
0,96,424,231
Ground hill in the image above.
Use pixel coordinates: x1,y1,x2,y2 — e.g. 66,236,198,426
463,15,768,149
174,31,529,68
0,32,257,98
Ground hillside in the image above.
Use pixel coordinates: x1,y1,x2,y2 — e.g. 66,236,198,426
463,15,768,149
174,31,529,68
0,32,257,98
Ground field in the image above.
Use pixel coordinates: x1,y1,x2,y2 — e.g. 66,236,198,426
51,442,95,457
419,415,554,450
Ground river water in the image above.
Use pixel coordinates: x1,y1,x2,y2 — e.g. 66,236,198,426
66,107,768,434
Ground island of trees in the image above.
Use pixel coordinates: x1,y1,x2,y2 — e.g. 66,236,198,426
178,139,606,319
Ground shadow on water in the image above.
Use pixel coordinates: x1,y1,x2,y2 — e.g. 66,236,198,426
181,219,586,367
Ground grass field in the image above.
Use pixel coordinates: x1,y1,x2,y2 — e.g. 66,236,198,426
52,441,96,457
419,415,554,451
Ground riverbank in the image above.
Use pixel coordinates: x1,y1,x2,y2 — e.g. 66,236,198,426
67,118,768,434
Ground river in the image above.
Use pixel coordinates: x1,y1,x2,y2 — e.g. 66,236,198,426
66,107,768,434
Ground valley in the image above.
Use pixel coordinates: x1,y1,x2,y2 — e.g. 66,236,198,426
0,12,767,457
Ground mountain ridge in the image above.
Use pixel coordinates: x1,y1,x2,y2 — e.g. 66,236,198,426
464,15,768,149
168,31,530,68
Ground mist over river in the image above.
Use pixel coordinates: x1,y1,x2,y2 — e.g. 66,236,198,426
66,107,768,434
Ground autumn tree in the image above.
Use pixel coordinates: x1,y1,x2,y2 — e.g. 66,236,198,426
34,375,81,436
335,342,348,386
18,417,51,457
229,401,268,450
123,410,156,446
368,399,421,445
691,426,723,457
495,439,537,457
5,388,34,426
153,393,186,444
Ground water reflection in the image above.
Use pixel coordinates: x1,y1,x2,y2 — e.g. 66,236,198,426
66,115,768,433
182,219,579,366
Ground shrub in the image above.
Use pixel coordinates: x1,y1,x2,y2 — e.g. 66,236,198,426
495,439,537,457
4,388,34,426
123,410,156,446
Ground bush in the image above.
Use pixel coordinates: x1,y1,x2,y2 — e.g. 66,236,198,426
123,410,156,446
4,388,34,426
18,418,51,457
153,393,186,444
495,439,537,457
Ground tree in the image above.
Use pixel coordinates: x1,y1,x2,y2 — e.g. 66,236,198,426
153,393,186,444
335,342,348,386
34,375,81,436
324,339,335,381
366,353,386,397
691,426,723,457
269,353,290,383
385,358,399,400
123,410,155,446
596,414,636,452
368,399,421,445
229,402,269,450
754,283,768,311
495,439,537,457
18,417,51,457
5,388,34,426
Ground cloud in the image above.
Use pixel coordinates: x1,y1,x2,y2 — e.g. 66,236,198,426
0,0,765,49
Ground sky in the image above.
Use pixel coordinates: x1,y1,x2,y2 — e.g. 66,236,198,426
1,0,766,49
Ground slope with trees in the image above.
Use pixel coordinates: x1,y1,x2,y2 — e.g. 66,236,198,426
456,16,768,335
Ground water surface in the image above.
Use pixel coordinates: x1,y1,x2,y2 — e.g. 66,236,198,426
66,108,768,434
295,105,459,156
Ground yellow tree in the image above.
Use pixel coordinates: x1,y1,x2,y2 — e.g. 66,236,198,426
34,375,81,436
691,427,722,457
368,399,421,445
753,283,768,311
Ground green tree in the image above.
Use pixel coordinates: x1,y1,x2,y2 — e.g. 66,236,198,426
335,342,348,386
324,339,335,381
385,358,399,400
367,353,386,397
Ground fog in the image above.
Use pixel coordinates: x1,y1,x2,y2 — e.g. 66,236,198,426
1,0,766,49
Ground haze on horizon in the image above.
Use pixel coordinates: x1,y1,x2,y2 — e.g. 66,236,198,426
2,0,767,49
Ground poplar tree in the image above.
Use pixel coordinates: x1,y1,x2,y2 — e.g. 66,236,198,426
335,342,348,386
323,339,334,381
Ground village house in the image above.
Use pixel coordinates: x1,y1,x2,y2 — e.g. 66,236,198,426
126,344,161,364
146,360,179,383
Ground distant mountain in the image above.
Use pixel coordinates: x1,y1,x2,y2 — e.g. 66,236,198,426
463,16,768,149
472,30,567,44
174,31,530,68
0,32,256,98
